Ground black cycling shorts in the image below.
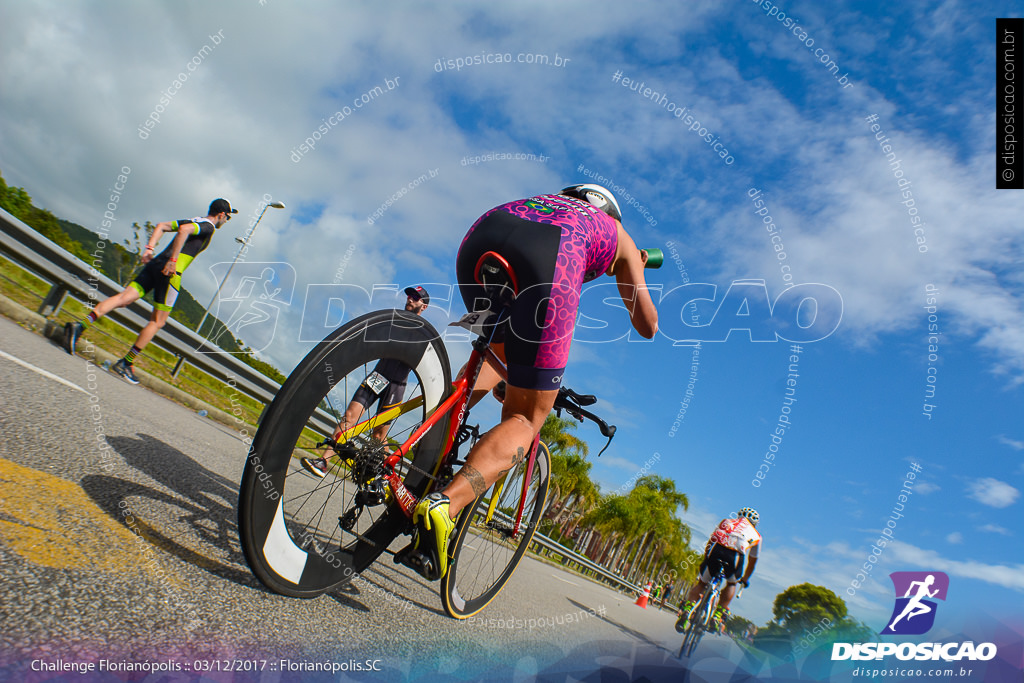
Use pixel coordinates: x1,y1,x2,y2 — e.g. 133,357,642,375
351,379,407,425
699,544,745,584
456,210,566,390
129,262,180,312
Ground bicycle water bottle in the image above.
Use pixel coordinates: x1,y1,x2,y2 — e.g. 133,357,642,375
643,248,664,269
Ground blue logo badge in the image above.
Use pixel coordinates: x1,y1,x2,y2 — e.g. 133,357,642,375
880,571,949,635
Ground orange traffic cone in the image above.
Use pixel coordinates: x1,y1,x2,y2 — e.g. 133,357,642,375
635,581,652,609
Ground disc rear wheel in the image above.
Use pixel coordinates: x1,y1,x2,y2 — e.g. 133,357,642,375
237,310,452,598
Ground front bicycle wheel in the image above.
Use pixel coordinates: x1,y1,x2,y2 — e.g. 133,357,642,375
238,310,452,598
441,441,550,619
681,587,716,658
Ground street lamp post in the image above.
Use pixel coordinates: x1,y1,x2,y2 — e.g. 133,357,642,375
196,200,285,336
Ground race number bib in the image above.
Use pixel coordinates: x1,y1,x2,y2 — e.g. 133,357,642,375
363,371,389,395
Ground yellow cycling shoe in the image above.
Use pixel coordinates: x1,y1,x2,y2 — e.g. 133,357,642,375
410,492,456,580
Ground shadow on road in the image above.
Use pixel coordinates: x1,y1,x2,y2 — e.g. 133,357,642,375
565,597,670,652
79,433,442,616
80,433,258,590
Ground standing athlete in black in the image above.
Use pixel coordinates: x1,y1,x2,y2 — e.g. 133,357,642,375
63,198,236,383
300,286,430,478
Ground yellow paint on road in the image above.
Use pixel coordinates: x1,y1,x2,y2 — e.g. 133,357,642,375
0,456,183,585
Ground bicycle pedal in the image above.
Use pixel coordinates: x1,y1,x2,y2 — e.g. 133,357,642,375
397,547,439,580
393,541,416,566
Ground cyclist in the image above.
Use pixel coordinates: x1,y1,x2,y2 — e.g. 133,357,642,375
300,287,429,478
677,507,761,632
63,199,237,383
407,184,659,580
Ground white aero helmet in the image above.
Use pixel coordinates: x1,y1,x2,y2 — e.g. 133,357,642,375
560,183,623,221
737,507,759,527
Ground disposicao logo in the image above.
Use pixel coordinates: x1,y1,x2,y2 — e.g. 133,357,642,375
832,570,998,662
881,571,948,635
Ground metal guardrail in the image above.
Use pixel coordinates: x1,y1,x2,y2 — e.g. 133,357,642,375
0,207,283,407
0,207,643,593
489,507,643,595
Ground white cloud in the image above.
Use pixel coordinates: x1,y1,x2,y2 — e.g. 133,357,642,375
914,481,940,494
967,478,1021,508
997,434,1024,451
598,456,641,472
978,524,1012,536
888,541,1024,592
1,2,1021,381
946,532,963,544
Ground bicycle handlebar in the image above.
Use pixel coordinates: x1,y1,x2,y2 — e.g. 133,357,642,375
553,386,617,456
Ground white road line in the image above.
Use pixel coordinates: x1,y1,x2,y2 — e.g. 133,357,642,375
0,349,94,397
551,574,579,586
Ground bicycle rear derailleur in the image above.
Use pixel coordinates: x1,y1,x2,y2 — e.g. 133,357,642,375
338,440,391,531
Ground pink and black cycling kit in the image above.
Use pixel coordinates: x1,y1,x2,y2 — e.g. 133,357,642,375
456,194,618,390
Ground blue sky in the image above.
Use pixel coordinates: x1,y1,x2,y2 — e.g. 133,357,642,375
1,0,1022,631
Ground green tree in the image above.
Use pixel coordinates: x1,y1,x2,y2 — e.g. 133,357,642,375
0,173,89,261
115,221,153,285
724,612,755,638
541,413,590,519
831,617,874,642
752,621,792,658
772,583,848,636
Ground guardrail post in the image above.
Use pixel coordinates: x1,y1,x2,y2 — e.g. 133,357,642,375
171,355,186,379
37,283,69,317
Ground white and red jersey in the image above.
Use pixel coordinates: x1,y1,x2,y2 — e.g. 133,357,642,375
709,517,761,557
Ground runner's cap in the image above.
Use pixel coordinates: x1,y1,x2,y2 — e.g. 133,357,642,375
404,286,430,304
209,198,238,215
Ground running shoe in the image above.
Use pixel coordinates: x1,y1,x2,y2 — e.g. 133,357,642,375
300,456,329,478
63,322,83,355
112,359,140,384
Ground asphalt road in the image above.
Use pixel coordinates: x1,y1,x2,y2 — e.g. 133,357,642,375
0,315,757,681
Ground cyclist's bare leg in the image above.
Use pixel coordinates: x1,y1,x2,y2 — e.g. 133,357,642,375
719,582,738,609
685,579,708,604
443,381,558,517
92,285,141,318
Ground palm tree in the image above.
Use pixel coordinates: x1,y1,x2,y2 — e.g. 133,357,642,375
540,413,590,458
541,414,591,520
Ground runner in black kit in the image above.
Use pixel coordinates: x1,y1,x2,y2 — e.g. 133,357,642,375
300,286,429,478
63,198,237,383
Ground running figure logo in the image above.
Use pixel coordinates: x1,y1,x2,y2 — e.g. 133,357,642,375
880,571,949,635
202,262,295,354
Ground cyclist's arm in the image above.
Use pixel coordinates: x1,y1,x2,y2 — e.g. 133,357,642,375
741,556,757,583
609,223,658,338
161,222,194,276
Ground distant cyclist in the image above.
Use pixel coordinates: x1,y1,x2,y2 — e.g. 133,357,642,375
406,184,659,580
677,507,761,632
63,199,237,383
301,287,429,478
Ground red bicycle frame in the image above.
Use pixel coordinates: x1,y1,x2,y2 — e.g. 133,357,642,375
378,338,539,537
